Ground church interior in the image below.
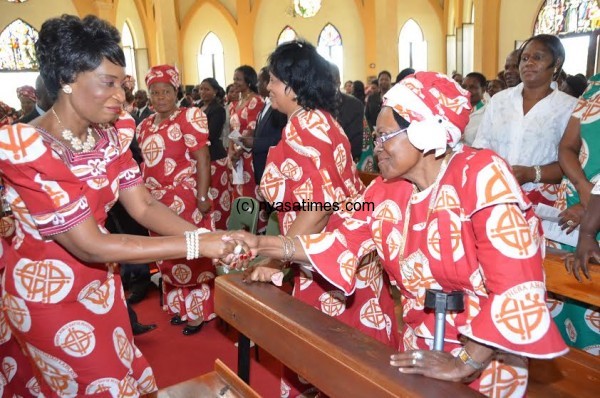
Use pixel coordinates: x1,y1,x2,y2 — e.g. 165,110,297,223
0,0,599,397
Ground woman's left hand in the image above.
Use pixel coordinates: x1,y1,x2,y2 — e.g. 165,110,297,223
390,350,473,382
559,203,585,233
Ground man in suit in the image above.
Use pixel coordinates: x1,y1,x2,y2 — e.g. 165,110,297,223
132,89,153,126
330,63,365,162
18,75,53,124
241,67,287,184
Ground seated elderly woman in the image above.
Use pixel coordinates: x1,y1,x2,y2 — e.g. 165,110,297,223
237,72,567,396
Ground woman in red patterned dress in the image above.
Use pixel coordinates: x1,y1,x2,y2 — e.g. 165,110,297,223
137,65,215,335
0,15,242,396
227,65,268,230
241,72,568,397
199,77,230,230
256,40,397,397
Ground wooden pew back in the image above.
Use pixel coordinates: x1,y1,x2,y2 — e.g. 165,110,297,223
215,274,482,397
527,253,600,397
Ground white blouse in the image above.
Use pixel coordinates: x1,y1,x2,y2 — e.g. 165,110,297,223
473,82,576,191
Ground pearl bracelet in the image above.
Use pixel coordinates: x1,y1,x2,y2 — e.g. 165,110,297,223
185,228,210,260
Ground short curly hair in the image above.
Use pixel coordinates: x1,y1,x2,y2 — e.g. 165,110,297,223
35,14,126,101
268,40,337,115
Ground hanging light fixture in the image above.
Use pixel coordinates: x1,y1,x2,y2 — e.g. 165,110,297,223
6,0,29,3
293,0,322,18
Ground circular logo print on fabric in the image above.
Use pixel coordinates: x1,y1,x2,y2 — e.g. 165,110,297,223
491,281,551,344
14,258,74,304
319,290,346,316
54,320,96,358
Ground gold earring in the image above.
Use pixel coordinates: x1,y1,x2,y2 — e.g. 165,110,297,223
62,85,72,94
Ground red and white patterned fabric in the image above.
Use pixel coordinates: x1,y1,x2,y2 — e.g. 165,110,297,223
210,157,231,230
383,71,472,156
298,147,568,397
228,96,267,231
145,65,180,90
137,107,217,322
0,117,157,396
261,108,398,396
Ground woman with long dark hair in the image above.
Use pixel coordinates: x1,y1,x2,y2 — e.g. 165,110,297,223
200,77,230,230
256,40,397,396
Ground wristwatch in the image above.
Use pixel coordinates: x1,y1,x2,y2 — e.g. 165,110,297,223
458,347,485,370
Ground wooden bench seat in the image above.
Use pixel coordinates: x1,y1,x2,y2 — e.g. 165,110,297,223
215,273,481,397
527,252,600,397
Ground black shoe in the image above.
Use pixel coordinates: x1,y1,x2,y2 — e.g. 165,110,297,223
182,323,203,336
132,322,156,336
170,315,185,325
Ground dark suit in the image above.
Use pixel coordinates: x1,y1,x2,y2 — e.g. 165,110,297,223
203,102,227,161
133,106,153,126
337,93,365,161
16,107,41,124
252,103,287,183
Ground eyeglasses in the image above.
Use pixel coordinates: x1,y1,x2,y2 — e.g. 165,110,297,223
373,128,407,147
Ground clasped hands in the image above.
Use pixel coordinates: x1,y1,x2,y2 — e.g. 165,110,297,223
206,231,285,285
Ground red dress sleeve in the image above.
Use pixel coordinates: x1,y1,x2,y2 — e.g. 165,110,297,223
179,107,209,153
460,149,568,358
0,124,91,236
297,181,385,295
113,112,143,190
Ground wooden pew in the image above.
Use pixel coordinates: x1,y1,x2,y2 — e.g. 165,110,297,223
157,359,260,398
527,252,600,398
215,274,482,398
358,170,380,186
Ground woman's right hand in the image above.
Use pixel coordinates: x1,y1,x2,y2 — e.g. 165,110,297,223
242,258,285,284
199,231,250,260
565,232,599,282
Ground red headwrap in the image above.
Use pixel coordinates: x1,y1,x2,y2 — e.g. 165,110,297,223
16,85,37,102
145,65,180,89
122,75,136,91
383,71,471,156
0,101,15,127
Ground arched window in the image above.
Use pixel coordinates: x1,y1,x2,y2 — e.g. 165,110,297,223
534,0,600,76
0,19,38,70
398,19,427,72
317,23,343,81
122,22,137,88
0,19,39,110
277,25,298,45
198,32,225,89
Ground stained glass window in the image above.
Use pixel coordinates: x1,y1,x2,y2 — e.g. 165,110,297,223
198,32,226,89
534,0,600,35
0,19,38,71
277,26,298,45
317,24,344,83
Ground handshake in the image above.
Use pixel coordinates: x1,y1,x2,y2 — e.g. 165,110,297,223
200,230,289,286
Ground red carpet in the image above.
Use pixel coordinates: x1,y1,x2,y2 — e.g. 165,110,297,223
130,288,282,397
